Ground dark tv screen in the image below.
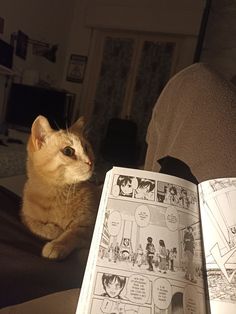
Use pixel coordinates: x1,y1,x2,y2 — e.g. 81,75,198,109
6,83,73,131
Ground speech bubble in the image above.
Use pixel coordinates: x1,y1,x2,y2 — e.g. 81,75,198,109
126,274,150,304
183,285,199,314
165,206,179,231
135,205,150,227
153,278,172,310
107,211,122,236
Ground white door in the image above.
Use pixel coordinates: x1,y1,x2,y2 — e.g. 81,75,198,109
80,29,181,153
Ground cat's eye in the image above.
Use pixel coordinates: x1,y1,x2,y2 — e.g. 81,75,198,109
62,146,75,157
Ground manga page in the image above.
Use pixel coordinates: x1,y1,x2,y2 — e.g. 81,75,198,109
199,178,236,314
77,167,207,314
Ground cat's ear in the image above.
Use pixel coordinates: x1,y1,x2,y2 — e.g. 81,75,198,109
70,116,86,135
30,115,53,151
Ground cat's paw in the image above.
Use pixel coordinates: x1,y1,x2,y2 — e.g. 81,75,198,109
42,223,63,240
42,240,70,260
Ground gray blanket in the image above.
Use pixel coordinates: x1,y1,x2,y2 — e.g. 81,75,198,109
145,62,236,182
0,186,88,309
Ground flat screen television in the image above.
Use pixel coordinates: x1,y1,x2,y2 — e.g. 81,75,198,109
5,83,75,131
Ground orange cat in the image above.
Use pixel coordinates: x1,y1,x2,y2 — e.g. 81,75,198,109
21,115,100,260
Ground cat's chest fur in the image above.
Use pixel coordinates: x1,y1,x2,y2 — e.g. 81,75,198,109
24,179,97,230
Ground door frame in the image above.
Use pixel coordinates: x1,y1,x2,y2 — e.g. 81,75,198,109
80,28,183,121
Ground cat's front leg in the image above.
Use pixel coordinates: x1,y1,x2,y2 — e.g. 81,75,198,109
22,215,64,240
42,226,93,259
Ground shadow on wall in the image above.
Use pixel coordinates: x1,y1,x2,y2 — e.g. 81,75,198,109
157,156,198,185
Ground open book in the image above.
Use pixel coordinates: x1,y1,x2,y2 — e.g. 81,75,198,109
76,167,236,314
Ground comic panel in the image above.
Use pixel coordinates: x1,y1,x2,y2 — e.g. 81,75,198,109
153,280,206,314
97,198,204,287
111,175,155,201
89,271,206,314
110,174,199,213
93,271,152,304
199,178,236,305
156,181,198,212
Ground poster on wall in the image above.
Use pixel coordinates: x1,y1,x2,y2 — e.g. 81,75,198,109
66,54,87,83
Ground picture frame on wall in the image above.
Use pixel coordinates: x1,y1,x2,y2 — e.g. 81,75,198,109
66,54,87,83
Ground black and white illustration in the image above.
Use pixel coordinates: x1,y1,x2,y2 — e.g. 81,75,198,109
199,178,236,306
91,170,206,314
99,273,127,299
77,166,236,314
98,199,203,285
111,174,198,209
156,181,198,211
90,297,151,314
112,175,155,201
90,272,205,314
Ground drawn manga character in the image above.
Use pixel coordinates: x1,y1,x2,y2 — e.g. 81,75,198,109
146,237,155,271
154,251,160,268
157,186,167,203
183,226,196,283
108,244,114,262
136,244,144,267
120,238,131,260
134,178,155,200
158,239,168,274
131,252,137,266
116,175,134,197
113,242,120,263
179,188,190,209
170,248,177,271
101,273,126,299
166,249,170,269
165,185,179,205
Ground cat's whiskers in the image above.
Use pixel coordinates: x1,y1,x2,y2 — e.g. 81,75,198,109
53,120,61,131
65,126,71,138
